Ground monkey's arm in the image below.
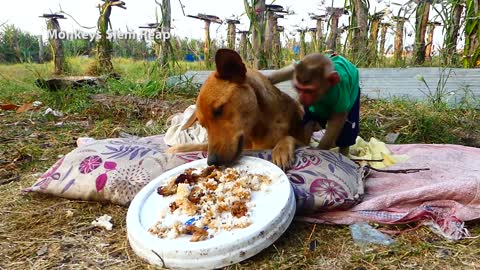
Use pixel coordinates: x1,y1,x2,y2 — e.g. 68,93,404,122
267,63,294,84
317,111,348,150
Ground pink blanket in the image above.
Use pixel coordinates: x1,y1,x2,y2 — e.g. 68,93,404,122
298,144,480,240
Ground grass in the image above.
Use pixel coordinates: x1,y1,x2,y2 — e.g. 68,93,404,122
0,58,479,269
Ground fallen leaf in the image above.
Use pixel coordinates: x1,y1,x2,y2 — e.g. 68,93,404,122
16,102,33,113
0,103,19,111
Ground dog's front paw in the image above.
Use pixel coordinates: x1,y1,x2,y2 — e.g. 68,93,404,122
166,145,181,154
272,137,295,170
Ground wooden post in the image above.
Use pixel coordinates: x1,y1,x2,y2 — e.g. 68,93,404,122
250,0,266,69
238,30,249,61
326,8,345,53
392,16,407,64
425,21,441,62
264,5,287,68
187,14,222,68
226,19,240,50
308,28,317,52
444,2,464,65
367,12,385,66
379,22,391,58
38,35,44,64
157,0,172,67
414,0,431,65
40,14,67,75
351,0,369,63
94,0,126,76
311,15,326,52
273,25,284,68
297,29,307,58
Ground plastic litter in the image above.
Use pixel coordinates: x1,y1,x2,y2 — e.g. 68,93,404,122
349,223,395,246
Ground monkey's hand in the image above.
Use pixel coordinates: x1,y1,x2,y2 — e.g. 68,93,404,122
318,112,348,150
267,63,294,84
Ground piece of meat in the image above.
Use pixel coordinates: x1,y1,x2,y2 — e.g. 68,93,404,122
183,225,209,242
188,186,204,204
157,181,177,196
231,201,248,218
169,201,178,213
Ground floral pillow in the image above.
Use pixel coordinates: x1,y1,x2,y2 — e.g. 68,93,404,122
23,135,367,213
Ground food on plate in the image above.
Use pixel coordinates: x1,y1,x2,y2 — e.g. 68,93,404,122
148,165,272,242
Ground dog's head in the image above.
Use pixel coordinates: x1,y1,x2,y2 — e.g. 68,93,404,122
182,49,260,166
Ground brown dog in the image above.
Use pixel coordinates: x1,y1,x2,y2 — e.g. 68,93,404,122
167,49,313,169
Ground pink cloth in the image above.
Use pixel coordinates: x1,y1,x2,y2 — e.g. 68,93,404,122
298,144,480,240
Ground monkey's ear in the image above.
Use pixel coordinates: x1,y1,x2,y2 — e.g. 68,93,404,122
326,71,340,86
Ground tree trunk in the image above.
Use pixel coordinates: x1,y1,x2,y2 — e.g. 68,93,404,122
394,18,406,64
367,18,381,66
327,15,340,52
425,22,437,62
47,18,65,75
227,22,237,49
251,0,266,69
351,0,369,64
204,20,212,68
414,1,431,65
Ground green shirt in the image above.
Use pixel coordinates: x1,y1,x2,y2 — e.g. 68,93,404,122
308,55,359,119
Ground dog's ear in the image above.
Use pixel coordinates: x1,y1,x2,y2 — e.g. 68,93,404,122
215,49,246,83
181,110,198,130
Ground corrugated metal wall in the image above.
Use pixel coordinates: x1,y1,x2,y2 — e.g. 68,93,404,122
184,68,480,102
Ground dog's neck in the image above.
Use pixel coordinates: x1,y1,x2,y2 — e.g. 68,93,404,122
245,69,299,147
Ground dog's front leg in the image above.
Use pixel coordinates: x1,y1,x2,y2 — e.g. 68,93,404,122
272,136,296,170
166,143,208,154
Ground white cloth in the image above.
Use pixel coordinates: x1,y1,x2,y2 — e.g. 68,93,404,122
164,105,208,146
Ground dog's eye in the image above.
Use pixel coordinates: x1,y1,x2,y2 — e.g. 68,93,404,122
213,105,224,118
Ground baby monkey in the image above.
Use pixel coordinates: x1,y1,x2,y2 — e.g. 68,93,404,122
268,53,360,156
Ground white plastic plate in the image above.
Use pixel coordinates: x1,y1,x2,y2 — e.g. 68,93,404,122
126,156,296,270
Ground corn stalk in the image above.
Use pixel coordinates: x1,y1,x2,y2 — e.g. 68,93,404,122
463,0,480,68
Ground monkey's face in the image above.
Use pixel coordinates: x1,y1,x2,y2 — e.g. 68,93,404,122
293,78,329,107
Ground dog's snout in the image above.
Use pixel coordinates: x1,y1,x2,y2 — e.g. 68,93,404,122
207,153,219,166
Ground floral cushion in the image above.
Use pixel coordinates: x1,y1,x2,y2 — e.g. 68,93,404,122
23,135,367,213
